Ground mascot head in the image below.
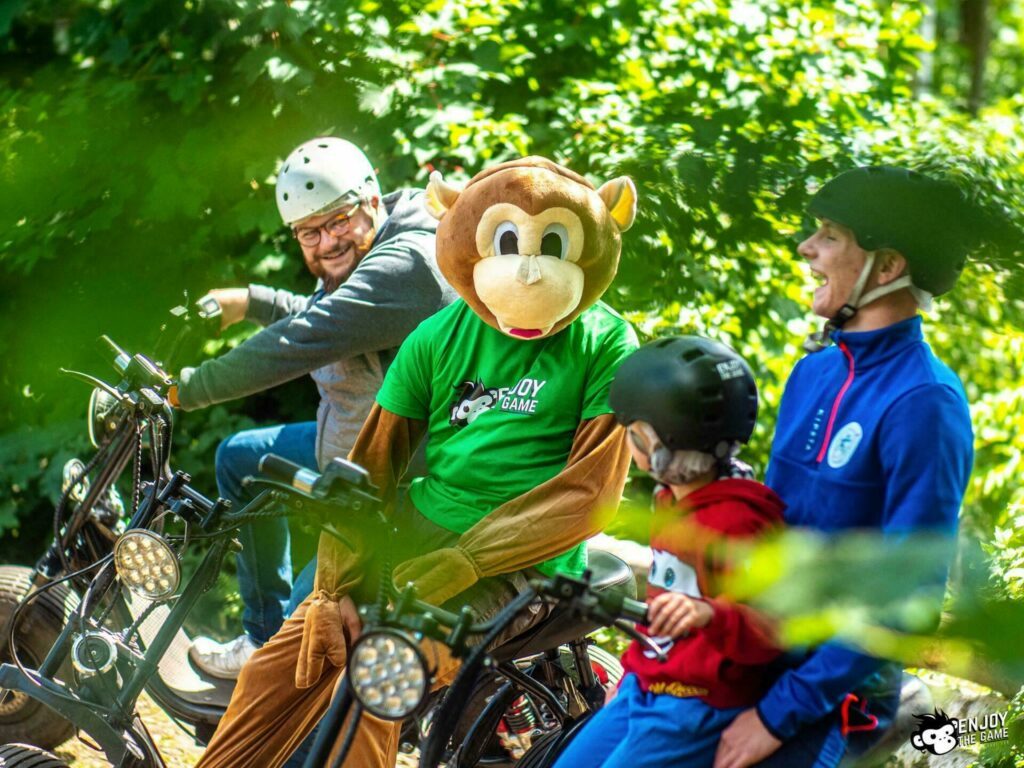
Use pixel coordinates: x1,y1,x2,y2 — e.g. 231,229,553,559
425,157,637,340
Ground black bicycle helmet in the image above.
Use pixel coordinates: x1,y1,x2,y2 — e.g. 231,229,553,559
609,336,758,458
807,166,979,296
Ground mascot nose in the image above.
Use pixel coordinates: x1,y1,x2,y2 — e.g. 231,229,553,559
516,254,543,285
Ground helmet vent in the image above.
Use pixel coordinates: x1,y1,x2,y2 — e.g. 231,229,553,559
318,143,329,148
306,181,315,190
283,164,290,173
283,193,289,201
303,156,310,164
682,348,704,362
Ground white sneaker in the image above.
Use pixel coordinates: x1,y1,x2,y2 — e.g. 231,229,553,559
188,635,259,680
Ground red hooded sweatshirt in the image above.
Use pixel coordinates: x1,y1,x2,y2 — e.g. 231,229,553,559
620,478,785,708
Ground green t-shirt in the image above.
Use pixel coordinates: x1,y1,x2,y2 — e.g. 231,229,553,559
376,299,638,577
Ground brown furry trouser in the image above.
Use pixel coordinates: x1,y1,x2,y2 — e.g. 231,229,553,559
196,573,548,767
193,594,404,767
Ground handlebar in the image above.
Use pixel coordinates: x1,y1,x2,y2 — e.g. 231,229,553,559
258,454,319,494
98,335,132,374
252,454,659,657
612,594,649,625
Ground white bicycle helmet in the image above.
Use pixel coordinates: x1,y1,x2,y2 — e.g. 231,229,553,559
275,137,381,225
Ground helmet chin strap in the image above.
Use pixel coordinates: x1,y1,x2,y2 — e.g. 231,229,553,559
804,252,914,353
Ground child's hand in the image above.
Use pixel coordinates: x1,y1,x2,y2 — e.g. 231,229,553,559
646,592,713,639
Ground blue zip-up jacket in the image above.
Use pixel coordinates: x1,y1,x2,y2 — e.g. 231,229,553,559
758,316,973,741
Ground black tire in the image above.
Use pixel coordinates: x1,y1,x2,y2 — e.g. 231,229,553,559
515,729,563,768
0,743,70,767
0,566,77,749
516,712,596,768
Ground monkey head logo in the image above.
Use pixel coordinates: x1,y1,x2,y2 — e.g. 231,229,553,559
449,380,500,427
910,709,959,756
425,157,636,342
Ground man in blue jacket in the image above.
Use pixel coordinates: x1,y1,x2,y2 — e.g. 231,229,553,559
713,167,977,768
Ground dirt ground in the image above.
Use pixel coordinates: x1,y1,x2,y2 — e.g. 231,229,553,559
54,693,422,766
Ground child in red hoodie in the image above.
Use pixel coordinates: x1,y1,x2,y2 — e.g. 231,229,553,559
553,336,785,768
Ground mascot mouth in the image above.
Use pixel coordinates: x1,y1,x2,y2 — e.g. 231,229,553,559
498,322,554,340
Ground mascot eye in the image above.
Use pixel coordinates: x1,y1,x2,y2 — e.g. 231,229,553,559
493,221,519,256
664,567,676,587
540,223,570,260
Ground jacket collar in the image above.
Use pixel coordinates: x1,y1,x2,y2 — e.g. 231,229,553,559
830,315,923,366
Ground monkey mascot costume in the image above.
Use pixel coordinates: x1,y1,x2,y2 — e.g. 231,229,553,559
196,157,640,767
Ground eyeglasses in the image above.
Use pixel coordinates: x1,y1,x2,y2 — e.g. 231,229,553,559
293,204,360,247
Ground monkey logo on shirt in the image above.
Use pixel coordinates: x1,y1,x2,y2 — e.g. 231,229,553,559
450,380,501,427
449,377,550,427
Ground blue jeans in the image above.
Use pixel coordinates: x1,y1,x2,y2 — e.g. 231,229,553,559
553,675,745,768
554,675,847,768
215,422,318,646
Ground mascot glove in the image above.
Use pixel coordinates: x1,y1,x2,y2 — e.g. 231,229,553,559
392,546,483,607
295,590,359,689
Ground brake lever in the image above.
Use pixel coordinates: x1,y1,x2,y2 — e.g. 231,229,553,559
60,368,124,401
612,619,669,663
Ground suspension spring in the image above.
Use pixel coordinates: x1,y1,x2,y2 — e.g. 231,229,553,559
504,694,537,735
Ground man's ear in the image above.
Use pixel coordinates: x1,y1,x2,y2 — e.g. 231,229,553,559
597,177,638,232
425,171,462,220
875,248,908,285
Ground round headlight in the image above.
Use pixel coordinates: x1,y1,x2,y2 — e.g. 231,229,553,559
113,529,180,600
349,630,429,720
88,387,122,449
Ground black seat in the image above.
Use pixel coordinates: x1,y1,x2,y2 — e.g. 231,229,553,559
490,549,637,662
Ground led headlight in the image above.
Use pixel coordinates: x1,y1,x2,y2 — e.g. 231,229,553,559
349,630,429,720
113,529,180,600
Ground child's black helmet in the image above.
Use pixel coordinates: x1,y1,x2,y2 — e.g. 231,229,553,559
807,166,979,296
609,336,758,458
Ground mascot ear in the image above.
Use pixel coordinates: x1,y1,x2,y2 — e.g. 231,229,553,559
425,170,462,220
598,176,638,232
911,734,924,749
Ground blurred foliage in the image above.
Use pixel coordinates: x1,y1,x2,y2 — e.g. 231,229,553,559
923,0,1024,111
706,528,1024,694
980,684,1024,764
0,0,1022,658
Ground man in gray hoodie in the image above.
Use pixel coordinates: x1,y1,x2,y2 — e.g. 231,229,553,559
170,137,455,678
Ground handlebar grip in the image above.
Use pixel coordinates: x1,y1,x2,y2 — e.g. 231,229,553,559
258,454,320,493
98,335,132,373
619,596,649,625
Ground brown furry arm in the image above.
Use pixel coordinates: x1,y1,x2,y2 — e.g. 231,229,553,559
314,404,427,598
455,413,631,575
